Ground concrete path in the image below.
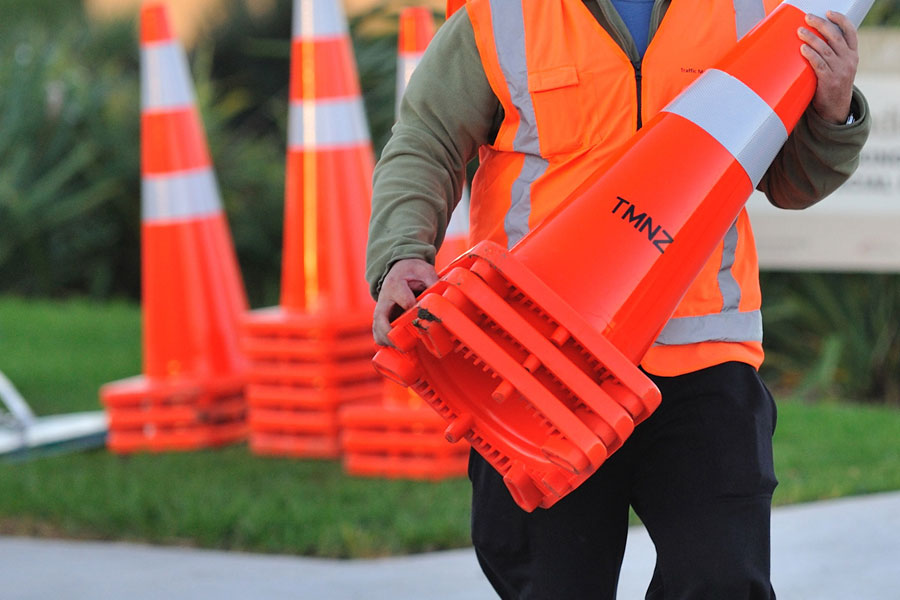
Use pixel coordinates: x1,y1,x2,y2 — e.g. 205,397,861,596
2,491,898,599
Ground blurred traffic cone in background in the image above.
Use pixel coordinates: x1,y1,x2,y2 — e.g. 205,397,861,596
242,0,381,458
100,2,249,453
340,6,468,481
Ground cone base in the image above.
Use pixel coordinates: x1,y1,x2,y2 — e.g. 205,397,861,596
101,374,247,454
249,431,341,459
243,306,372,343
107,396,245,428
107,422,247,454
372,241,661,511
247,380,384,411
246,378,381,459
343,454,468,481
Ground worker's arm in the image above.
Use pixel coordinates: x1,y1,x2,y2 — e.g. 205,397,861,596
759,10,871,209
366,9,500,345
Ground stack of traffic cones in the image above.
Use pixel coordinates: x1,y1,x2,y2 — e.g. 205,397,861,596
242,0,381,458
339,7,469,480
100,2,249,453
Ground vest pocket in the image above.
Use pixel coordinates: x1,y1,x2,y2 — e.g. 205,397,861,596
527,64,584,156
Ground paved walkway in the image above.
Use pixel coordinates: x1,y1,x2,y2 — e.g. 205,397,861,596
2,491,898,599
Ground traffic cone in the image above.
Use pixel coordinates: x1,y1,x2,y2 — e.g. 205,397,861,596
242,0,380,458
340,7,468,480
374,0,876,510
100,2,249,453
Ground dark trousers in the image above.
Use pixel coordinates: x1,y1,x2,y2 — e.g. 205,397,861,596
469,361,778,599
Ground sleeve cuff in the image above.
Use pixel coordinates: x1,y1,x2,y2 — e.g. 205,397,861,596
806,86,870,135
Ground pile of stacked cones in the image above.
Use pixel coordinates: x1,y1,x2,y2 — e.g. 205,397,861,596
241,0,382,459
100,3,249,453
338,7,469,481
99,1,470,482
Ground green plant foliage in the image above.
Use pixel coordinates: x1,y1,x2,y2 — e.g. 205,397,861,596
0,0,83,30
864,1,900,25
0,1,422,307
760,272,900,405
0,15,142,298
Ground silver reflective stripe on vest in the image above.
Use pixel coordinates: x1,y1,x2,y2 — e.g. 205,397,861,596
734,0,766,39
783,0,875,28
655,310,763,345
505,155,547,247
141,42,195,111
662,69,788,188
142,168,222,222
288,98,370,150
489,0,548,248
293,0,347,40
718,221,742,312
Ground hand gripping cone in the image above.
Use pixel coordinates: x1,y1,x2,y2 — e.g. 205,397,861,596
243,0,381,458
340,6,469,480
100,2,249,454
374,0,875,510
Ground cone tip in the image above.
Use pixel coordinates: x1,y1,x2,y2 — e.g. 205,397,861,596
140,2,174,45
398,7,435,54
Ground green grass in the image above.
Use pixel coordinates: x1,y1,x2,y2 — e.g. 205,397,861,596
0,447,471,557
0,296,142,415
1,296,898,557
773,401,900,505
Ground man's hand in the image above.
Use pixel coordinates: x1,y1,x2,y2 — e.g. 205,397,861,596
798,10,859,124
372,258,439,346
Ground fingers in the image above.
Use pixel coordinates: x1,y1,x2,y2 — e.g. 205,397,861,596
372,284,415,346
372,258,439,347
798,11,858,124
827,10,858,51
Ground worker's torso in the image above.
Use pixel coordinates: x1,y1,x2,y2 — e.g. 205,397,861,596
465,0,769,375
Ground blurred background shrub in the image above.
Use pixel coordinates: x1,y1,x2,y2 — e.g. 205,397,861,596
0,0,897,405
760,272,900,406
0,0,405,307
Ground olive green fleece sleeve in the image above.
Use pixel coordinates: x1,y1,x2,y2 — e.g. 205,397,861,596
365,9,500,300
759,86,871,209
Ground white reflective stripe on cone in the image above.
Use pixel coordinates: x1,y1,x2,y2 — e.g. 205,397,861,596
288,98,370,150
293,0,348,39
662,68,787,187
142,168,223,222
140,42,195,111
396,55,424,115
446,191,470,237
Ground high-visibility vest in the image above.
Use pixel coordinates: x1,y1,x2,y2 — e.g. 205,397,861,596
466,0,778,376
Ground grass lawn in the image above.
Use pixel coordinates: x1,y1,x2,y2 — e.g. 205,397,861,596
1,296,898,557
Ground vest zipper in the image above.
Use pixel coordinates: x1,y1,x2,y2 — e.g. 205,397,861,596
633,61,643,130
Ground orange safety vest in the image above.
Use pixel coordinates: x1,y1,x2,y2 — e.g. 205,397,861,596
466,0,778,376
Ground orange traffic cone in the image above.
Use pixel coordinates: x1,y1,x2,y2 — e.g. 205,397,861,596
100,2,249,453
446,0,465,19
340,7,468,480
374,0,876,510
242,0,380,458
